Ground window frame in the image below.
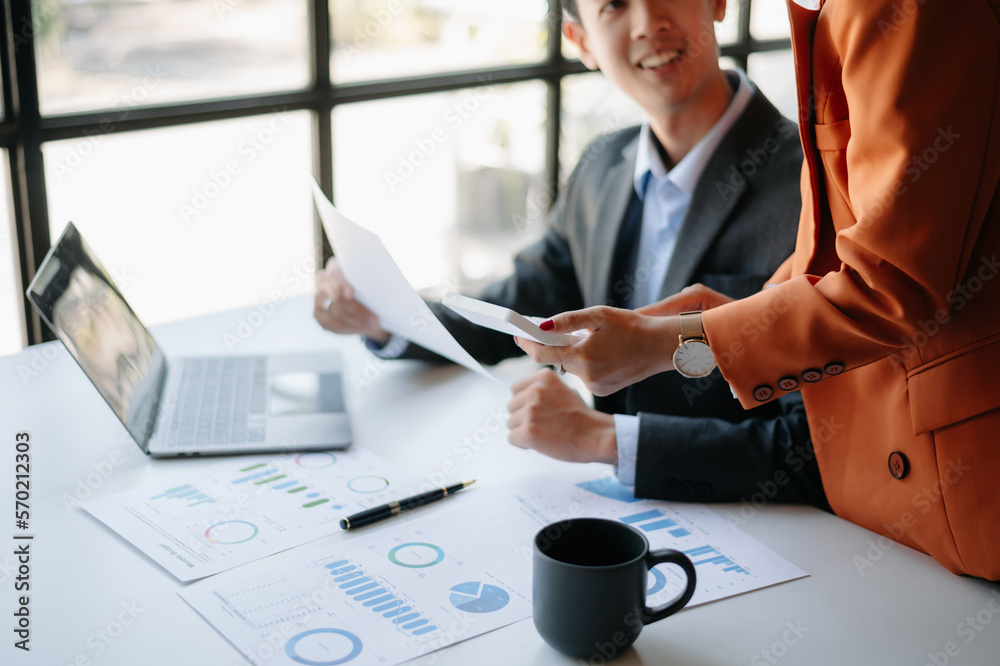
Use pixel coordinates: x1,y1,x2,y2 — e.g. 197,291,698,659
1,0,789,347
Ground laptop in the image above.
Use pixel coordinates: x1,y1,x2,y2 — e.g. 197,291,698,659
26,222,352,457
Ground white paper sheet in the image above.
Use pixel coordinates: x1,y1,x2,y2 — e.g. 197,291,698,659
465,467,809,608
84,448,423,581
310,181,495,382
179,467,808,666
180,510,532,666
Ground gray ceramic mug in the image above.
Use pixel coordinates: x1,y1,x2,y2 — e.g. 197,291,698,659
532,517,697,660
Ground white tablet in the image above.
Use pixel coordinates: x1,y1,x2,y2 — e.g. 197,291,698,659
441,293,586,346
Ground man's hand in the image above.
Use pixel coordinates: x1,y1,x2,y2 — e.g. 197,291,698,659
514,306,680,396
637,283,734,316
314,258,390,344
507,369,617,464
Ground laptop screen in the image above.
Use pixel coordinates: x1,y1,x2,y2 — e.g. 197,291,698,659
27,223,165,450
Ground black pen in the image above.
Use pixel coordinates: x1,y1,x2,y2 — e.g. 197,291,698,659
339,480,476,530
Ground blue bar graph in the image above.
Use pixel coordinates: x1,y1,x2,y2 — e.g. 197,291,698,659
384,606,411,618
324,559,438,637
621,510,664,524
355,588,388,601
393,613,420,624
638,518,677,532
151,484,215,507
576,477,642,503
670,528,691,538
683,545,750,575
363,594,395,607
620,509,685,534
339,576,370,588
348,582,380,595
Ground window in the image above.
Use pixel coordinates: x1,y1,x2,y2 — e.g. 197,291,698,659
42,113,314,327
0,151,23,356
34,0,310,115
2,0,792,351
331,0,549,83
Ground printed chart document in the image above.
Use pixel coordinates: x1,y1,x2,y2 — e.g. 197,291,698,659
84,448,422,581
180,510,531,666
310,180,494,382
468,466,809,608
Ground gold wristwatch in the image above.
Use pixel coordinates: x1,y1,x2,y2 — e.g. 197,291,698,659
672,311,717,379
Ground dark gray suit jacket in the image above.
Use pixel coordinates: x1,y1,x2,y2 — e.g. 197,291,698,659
398,82,828,508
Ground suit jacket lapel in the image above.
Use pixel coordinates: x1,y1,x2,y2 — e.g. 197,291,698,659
788,0,822,276
656,91,793,299
584,138,640,306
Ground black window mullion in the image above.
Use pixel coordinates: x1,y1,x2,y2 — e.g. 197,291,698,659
544,2,564,213
6,0,52,345
310,0,334,267
734,0,754,72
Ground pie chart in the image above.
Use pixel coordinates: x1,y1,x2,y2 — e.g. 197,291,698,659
448,581,510,614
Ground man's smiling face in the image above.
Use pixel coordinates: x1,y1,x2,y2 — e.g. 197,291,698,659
565,0,728,119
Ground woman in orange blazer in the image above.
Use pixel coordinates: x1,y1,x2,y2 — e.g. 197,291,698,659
518,0,1000,579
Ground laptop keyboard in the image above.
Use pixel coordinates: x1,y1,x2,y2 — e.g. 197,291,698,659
162,356,268,447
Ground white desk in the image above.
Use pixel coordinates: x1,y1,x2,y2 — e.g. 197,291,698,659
2,295,998,666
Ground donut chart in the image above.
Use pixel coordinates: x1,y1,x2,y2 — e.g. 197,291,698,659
285,628,363,665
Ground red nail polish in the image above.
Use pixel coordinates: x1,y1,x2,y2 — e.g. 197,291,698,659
539,320,554,331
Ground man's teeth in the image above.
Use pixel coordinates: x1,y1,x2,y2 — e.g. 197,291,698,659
640,51,682,69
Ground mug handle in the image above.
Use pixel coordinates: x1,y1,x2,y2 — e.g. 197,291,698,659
643,549,697,624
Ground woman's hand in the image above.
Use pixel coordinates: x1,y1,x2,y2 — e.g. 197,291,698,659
514,305,681,396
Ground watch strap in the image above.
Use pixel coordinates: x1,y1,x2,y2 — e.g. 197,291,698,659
678,311,705,341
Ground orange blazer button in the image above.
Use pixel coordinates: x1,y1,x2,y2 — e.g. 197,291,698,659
824,362,846,376
801,369,823,383
778,376,799,391
753,385,774,401
888,452,910,480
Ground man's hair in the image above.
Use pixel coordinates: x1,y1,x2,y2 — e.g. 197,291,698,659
561,0,579,22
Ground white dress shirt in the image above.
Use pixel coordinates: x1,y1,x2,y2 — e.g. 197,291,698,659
615,69,753,485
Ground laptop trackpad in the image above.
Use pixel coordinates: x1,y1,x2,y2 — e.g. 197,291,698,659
269,372,344,415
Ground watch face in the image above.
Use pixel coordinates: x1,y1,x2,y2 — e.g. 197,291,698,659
673,340,716,378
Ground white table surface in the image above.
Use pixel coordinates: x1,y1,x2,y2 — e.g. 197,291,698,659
1,295,998,666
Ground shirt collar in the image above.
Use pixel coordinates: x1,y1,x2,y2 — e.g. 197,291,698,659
632,69,755,199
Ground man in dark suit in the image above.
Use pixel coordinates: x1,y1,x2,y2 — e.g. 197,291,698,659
316,0,826,508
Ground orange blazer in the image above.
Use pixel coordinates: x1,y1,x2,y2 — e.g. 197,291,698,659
704,0,1000,579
